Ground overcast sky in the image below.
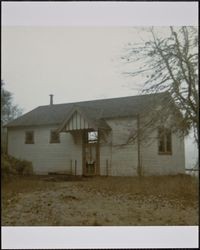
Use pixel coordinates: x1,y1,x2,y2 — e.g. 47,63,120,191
2,26,143,111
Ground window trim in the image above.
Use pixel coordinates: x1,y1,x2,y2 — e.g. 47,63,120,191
50,130,60,144
25,131,34,144
158,127,172,155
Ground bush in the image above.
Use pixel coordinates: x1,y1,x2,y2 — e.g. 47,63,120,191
1,154,17,178
1,157,11,176
20,160,33,175
1,153,33,176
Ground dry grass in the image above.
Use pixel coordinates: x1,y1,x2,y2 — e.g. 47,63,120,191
1,174,199,226
2,174,198,207
1,175,85,210
79,174,199,204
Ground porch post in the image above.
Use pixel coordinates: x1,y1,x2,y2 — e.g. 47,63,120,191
137,114,142,177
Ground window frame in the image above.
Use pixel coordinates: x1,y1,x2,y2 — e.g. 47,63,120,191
158,127,172,155
25,131,34,144
50,130,60,144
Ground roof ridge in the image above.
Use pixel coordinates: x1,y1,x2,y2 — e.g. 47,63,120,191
37,91,167,108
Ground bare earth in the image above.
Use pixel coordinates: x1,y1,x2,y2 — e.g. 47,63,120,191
2,175,198,226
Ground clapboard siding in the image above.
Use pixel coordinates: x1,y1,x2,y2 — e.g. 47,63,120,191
101,117,185,176
7,116,185,176
140,130,185,175
102,117,138,176
99,144,112,176
7,125,83,175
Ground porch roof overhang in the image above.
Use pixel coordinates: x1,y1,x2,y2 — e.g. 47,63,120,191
56,106,111,133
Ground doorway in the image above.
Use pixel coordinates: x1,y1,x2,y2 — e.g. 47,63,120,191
82,130,99,176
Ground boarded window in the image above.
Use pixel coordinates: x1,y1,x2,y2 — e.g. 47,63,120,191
25,131,34,144
158,128,172,154
50,130,60,143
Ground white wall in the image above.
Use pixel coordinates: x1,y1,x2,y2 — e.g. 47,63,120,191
100,116,185,176
185,133,198,169
140,130,185,175
100,117,138,176
7,125,83,175
7,116,185,176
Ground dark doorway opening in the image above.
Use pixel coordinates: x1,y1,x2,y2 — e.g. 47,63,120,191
82,130,99,176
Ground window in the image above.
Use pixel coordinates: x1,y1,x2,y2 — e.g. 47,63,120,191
88,131,98,143
50,130,60,143
25,131,34,144
158,127,172,154
84,131,99,143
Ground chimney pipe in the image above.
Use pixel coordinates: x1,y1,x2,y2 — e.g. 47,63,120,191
49,94,53,105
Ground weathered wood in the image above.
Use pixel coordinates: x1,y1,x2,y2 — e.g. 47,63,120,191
70,159,73,174
74,160,77,176
137,114,142,177
106,159,109,176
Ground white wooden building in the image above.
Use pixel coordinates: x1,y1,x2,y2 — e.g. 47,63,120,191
5,93,185,176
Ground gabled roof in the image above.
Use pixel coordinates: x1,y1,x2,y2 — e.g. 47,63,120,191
57,106,111,132
5,92,169,128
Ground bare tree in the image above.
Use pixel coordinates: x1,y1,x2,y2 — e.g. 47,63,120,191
1,80,22,125
1,80,23,152
122,27,198,146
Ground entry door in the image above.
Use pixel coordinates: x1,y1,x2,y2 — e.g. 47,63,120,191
83,131,99,176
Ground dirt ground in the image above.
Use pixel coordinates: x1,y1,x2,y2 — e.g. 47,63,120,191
1,175,199,226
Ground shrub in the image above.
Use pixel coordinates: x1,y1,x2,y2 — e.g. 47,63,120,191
1,156,11,177
20,160,33,175
1,153,33,176
1,154,17,177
